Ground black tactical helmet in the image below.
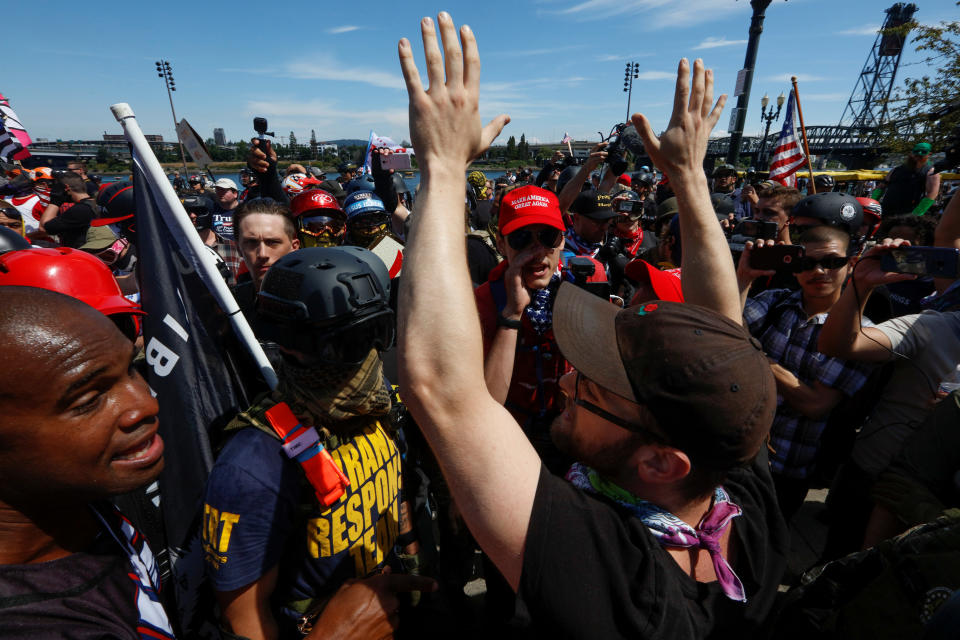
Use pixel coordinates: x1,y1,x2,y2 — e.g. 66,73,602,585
0,226,29,254
345,175,377,196
791,192,863,234
256,246,394,363
814,174,835,190
181,195,213,230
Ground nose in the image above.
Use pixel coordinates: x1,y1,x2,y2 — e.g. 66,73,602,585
256,242,269,259
558,370,577,395
118,373,160,432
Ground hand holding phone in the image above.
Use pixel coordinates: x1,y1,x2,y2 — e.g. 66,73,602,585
879,246,960,279
749,244,804,271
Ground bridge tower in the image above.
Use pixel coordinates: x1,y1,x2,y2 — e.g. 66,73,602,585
836,2,918,132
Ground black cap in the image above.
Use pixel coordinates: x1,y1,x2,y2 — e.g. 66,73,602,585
570,189,616,220
337,162,358,174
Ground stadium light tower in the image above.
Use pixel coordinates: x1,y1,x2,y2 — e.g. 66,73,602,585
623,62,640,123
155,59,189,176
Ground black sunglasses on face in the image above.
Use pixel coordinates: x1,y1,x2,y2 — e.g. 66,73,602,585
572,373,668,443
796,255,849,272
507,227,563,251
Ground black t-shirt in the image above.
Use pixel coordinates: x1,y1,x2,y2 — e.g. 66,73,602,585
45,198,97,248
519,460,788,639
0,535,141,639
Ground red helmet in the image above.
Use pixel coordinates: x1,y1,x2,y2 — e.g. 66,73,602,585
0,248,144,319
282,173,324,195
290,189,343,218
856,197,882,238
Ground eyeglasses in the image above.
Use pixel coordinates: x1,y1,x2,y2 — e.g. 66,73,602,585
572,372,668,443
795,255,849,272
506,227,563,251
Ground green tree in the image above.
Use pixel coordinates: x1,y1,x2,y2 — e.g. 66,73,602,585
310,130,318,160
878,17,960,155
518,133,528,160
506,135,517,159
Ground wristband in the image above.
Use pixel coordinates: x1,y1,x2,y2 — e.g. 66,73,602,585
912,197,935,217
496,313,522,330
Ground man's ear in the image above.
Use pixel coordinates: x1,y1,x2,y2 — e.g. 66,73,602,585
634,445,692,486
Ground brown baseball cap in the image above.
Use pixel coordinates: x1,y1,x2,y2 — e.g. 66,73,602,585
553,283,776,470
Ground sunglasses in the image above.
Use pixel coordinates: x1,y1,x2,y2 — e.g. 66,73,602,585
572,372,668,443
795,255,849,272
506,227,563,251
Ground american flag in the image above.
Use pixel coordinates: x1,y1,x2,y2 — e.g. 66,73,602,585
561,132,572,144
768,90,805,188
0,93,31,161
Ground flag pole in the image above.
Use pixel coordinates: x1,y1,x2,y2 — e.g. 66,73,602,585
110,102,279,390
791,77,817,194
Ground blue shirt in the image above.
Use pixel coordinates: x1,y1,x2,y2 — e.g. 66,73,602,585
202,420,402,620
744,289,874,479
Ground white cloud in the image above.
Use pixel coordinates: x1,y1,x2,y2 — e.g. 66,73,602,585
488,44,586,57
595,52,655,62
693,36,747,50
765,73,825,83
635,71,676,81
553,0,750,29
284,57,405,90
835,25,880,36
802,93,849,102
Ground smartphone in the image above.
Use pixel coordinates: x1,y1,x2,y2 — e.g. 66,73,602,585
616,200,642,214
749,244,804,271
380,153,412,171
880,246,960,278
734,219,779,240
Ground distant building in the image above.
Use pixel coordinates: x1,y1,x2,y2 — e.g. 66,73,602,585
214,128,226,146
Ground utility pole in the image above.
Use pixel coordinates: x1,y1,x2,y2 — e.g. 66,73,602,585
726,0,778,166
155,59,189,176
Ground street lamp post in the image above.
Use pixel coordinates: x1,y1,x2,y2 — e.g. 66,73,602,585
623,62,640,123
155,59,190,177
757,92,785,170
725,0,778,166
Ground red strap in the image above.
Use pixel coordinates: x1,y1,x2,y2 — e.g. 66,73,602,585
265,402,301,440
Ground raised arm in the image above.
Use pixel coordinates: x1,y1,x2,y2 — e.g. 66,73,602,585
396,12,540,591
933,185,959,293
818,239,916,362
632,59,738,322
557,142,607,214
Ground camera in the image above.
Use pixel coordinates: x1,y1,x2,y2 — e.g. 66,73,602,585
728,219,779,252
253,117,274,139
567,256,611,299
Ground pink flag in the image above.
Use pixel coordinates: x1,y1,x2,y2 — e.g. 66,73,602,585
0,93,32,160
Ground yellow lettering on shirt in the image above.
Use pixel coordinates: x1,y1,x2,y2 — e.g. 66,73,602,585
345,492,363,542
302,422,402,576
330,504,349,555
338,442,363,489
355,436,379,479
306,517,331,558
218,512,241,553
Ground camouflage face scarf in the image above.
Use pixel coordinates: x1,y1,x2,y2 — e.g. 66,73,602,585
276,348,392,430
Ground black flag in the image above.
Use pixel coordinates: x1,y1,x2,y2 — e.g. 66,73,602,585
127,155,256,634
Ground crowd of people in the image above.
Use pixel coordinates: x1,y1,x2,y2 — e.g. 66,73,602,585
2,11,960,640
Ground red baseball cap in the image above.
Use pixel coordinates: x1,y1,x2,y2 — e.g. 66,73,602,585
498,185,565,236
624,259,684,304
617,174,631,186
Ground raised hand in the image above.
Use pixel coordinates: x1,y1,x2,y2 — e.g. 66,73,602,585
852,238,918,290
398,12,509,171
631,59,726,180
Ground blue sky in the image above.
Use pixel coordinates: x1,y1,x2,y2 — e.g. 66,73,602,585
6,0,956,149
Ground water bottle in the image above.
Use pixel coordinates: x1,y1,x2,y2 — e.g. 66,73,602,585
937,364,960,400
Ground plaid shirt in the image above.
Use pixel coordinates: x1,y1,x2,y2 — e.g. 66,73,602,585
212,235,242,285
744,289,874,479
